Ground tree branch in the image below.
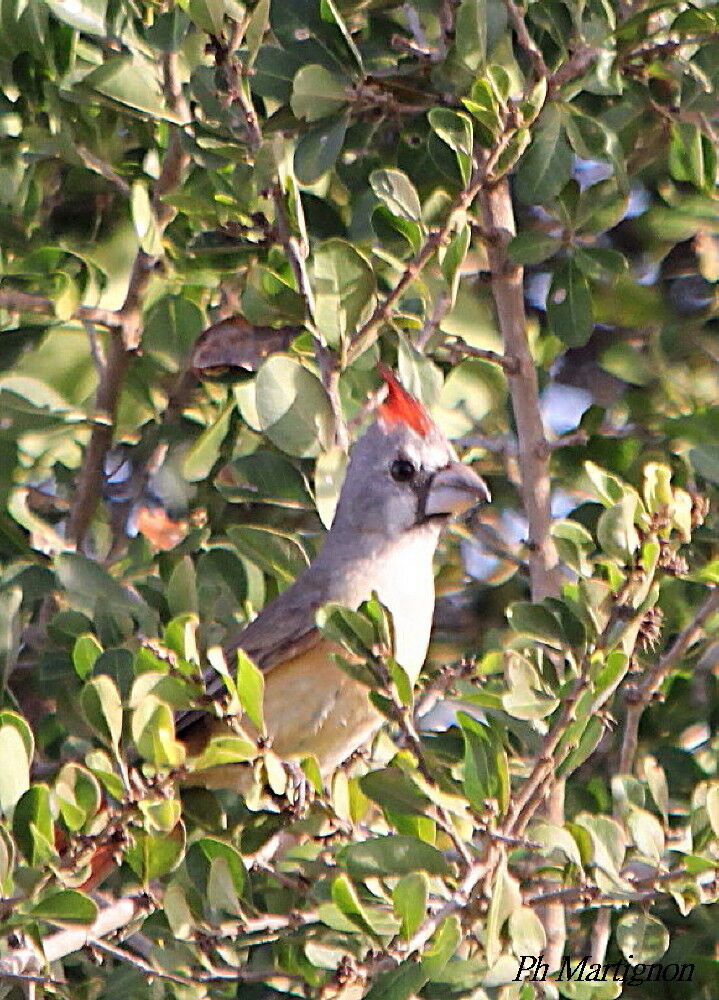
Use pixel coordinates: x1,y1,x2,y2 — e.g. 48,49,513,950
503,0,548,81
478,170,564,966
0,896,145,976
479,176,560,601
0,290,123,329
64,52,190,549
619,587,719,774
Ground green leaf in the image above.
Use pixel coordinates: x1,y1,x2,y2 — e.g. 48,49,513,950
55,553,154,631
187,0,225,36
220,451,312,509
439,224,471,305
81,675,123,750
363,958,427,1000
330,873,378,936
316,603,375,658
236,649,265,732
642,461,673,515
131,696,185,768
72,634,103,680
597,494,640,561
370,169,422,222
508,906,546,958
669,123,716,193
85,750,125,800
422,914,461,978
507,602,565,648
627,806,664,862
0,711,34,815
485,861,522,964
547,259,593,347
0,826,15,889
556,715,604,778
643,756,669,824
462,80,502,144
138,797,182,833
163,881,194,939
252,46,305,102
314,446,347,528
339,835,451,878
55,763,101,833
241,265,305,327
359,768,431,816
576,813,625,875
615,912,669,964
508,231,562,266
125,825,185,882
182,399,235,481
245,0,269,67
428,108,473,184
392,872,428,940
574,247,627,280
30,890,98,926
528,821,583,867
207,856,242,914
458,712,509,813
0,586,21,687
584,462,628,507
493,126,531,176
167,556,199,617
81,56,186,123
294,113,348,184
515,104,572,205
130,182,162,255
144,296,204,373
291,64,349,121
190,735,257,771
312,239,375,349
228,524,308,586
45,0,107,34
455,0,487,68
254,355,335,457
13,784,54,866
558,979,622,999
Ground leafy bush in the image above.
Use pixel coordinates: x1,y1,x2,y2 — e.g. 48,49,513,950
0,1,718,998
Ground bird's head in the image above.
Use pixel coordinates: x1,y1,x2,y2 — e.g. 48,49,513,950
330,366,490,541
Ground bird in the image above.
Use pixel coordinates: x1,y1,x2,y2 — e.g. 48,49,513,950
180,366,490,786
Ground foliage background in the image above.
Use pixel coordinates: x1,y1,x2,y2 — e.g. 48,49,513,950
0,0,718,997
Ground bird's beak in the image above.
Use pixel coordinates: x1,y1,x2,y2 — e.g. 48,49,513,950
425,462,491,518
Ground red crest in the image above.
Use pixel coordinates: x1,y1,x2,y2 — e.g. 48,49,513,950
376,364,431,437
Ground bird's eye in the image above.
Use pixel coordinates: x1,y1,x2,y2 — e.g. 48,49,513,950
390,458,416,482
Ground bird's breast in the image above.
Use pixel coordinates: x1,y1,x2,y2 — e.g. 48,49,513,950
362,534,436,685
263,640,382,773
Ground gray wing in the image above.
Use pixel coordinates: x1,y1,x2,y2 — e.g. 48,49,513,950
176,567,328,735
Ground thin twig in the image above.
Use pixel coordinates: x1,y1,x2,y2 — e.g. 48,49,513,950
75,145,132,197
0,897,146,975
221,31,347,448
64,51,190,548
90,937,288,986
503,0,548,80
415,290,452,352
479,170,564,966
437,333,519,373
619,588,719,774
0,290,122,328
479,176,560,601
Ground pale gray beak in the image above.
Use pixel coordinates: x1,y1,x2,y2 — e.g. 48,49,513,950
425,461,491,518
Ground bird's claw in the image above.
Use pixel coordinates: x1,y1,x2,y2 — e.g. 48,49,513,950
283,760,311,816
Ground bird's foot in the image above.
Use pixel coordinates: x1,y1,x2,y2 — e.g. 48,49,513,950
283,760,311,817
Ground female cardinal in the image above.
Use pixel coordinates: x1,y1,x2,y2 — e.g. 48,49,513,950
181,366,489,782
